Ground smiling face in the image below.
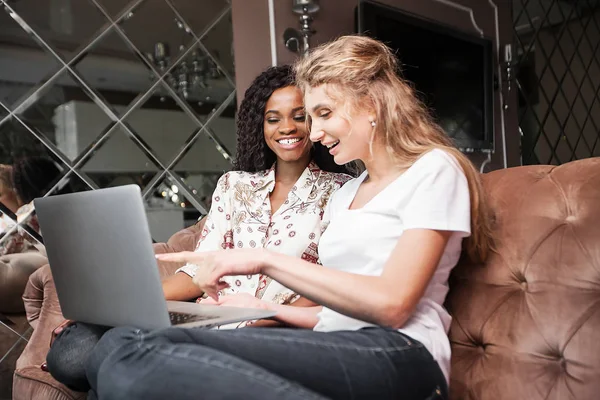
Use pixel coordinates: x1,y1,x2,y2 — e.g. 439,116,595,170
305,84,375,165
263,86,312,166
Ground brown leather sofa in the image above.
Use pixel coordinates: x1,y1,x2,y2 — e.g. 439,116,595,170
11,157,600,400
446,157,600,399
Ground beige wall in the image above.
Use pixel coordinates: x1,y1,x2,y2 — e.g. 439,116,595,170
231,0,520,170
231,0,272,107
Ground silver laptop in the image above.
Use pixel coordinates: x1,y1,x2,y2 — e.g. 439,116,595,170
34,185,276,330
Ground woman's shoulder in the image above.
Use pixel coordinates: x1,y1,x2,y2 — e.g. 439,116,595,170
402,149,467,185
417,148,463,171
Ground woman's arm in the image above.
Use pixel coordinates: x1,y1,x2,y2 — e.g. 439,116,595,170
162,272,203,301
157,228,451,329
268,304,321,329
263,229,451,329
163,277,320,328
204,293,321,329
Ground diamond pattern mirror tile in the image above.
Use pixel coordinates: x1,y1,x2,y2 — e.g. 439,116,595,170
513,0,600,164
0,1,236,396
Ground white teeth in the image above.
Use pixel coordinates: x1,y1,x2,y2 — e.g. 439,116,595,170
278,138,301,145
326,141,339,149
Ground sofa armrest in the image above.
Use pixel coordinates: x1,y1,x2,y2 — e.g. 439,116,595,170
18,265,63,369
16,264,84,399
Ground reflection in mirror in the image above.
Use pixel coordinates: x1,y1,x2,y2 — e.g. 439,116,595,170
0,0,236,247
0,104,8,121
119,0,197,71
123,81,217,166
0,210,42,257
200,8,235,79
172,121,234,205
78,124,160,191
0,7,61,111
0,0,109,63
170,0,230,39
145,175,203,243
71,27,157,119
202,95,237,159
154,45,234,117
0,146,71,253
0,117,69,182
13,70,116,162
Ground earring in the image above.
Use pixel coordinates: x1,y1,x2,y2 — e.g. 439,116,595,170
370,120,376,127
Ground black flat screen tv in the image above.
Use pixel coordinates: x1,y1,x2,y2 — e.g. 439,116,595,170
357,1,495,151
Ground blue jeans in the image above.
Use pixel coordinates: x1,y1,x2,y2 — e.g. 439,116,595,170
46,322,109,392
85,325,448,400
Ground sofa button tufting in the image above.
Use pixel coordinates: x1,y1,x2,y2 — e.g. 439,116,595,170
520,281,528,291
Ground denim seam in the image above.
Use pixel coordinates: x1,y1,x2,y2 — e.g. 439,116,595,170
145,343,324,399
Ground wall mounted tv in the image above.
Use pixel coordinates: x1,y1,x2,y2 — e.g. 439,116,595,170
357,0,495,151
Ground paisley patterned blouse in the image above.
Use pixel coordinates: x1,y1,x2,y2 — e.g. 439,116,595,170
177,161,351,326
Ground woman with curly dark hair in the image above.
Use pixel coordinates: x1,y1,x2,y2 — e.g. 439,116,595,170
233,65,348,175
45,65,353,393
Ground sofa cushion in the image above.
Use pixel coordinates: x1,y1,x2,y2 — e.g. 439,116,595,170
13,366,85,400
446,158,600,400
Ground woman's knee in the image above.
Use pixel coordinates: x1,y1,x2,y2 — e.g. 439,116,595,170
88,327,154,399
94,326,144,352
85,326,145,387
46,322,106,391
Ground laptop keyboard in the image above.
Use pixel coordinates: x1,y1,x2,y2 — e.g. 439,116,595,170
169,311,214,325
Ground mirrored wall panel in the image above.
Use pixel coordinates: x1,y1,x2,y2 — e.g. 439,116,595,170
0,0,236,248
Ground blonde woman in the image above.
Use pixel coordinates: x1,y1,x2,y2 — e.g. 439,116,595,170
84,35,493,400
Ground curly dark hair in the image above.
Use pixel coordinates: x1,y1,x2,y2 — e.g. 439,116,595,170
234,65,351,175
12,156,64,204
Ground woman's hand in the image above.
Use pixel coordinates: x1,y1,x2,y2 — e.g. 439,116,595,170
200,293,273,311
201,294,321,329
42,319,73,371
50,319,73,347
155,249,268,300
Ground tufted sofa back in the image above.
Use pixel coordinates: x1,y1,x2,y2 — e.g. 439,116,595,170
446,157,600,400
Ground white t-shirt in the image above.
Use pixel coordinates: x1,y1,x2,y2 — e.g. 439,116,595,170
314,149,471,383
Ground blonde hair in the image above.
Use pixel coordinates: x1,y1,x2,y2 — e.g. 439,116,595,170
294,35,493,262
